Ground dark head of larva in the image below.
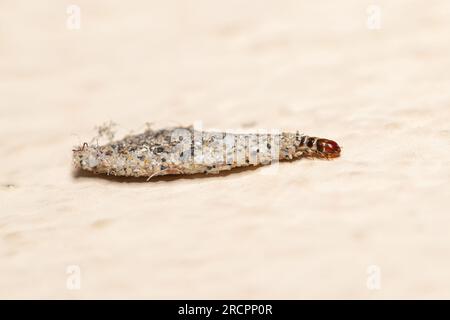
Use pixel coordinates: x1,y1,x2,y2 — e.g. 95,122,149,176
315,138,341,158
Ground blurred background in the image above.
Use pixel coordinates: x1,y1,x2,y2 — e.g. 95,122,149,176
1,0,450,298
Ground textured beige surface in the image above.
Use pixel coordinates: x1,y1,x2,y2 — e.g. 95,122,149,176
1,0,450,299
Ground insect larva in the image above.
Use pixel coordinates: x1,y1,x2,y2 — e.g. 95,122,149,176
73,126,341,179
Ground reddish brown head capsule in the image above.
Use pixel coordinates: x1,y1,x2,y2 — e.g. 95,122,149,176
316,139,341,158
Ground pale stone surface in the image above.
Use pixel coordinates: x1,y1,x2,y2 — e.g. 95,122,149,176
1,0,450,298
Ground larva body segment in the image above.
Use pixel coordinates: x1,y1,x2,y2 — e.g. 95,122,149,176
73,126,341,178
